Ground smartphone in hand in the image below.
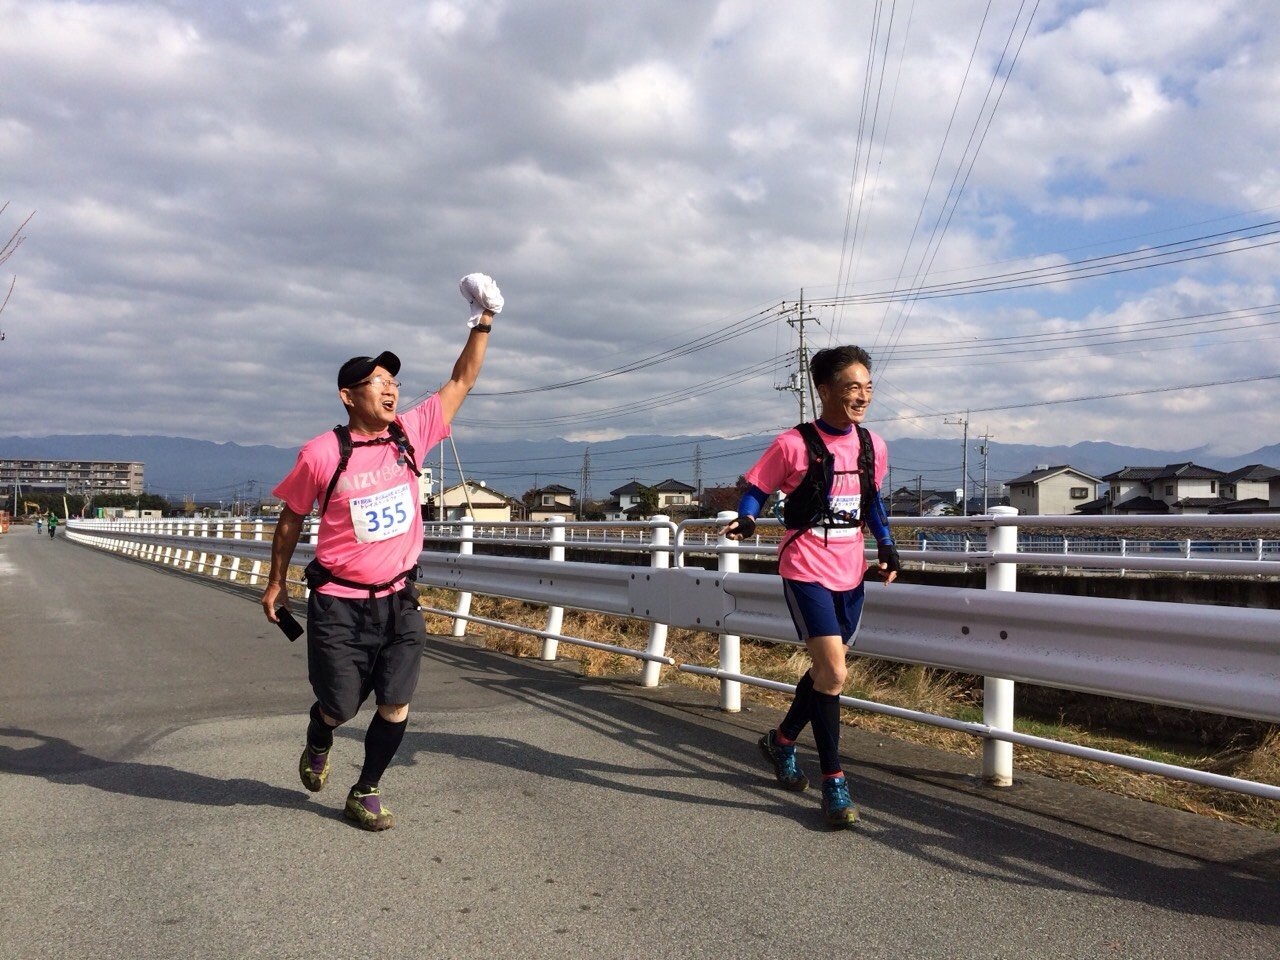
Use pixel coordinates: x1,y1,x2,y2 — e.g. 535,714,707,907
275,606,304,642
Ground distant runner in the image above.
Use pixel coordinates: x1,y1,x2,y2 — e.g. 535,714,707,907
47,514,58,539
261,275,503,831
723,345,900,828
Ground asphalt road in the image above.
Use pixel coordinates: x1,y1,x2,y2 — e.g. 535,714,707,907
2,527,1278,960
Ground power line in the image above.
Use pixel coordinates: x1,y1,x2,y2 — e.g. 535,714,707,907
814,219,1280,309
875,0,1041,367
872,371,1280,423
463,305,784,398
454,354,789,428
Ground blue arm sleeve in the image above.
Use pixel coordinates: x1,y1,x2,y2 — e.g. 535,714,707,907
865,489,893,544
736,484,768,517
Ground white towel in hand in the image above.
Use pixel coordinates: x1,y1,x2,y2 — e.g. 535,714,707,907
459,273,504,326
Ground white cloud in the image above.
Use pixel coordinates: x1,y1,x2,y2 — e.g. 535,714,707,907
1,0,1278,471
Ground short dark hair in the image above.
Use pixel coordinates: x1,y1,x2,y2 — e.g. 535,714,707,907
809,345,872,388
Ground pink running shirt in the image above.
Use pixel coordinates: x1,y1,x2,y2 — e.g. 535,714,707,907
743,423,888,591
272,396,450,598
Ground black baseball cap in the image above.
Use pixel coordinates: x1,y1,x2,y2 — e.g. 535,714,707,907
337,350,401,389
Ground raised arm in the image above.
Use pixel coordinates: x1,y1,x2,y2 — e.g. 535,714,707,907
437,309,494,425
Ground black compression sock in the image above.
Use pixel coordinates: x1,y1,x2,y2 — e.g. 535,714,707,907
779,670,815,742
358,712,408,788
811,690,843,777
307,701,335,752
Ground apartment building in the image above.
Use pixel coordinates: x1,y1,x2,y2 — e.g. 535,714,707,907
1,458,145,496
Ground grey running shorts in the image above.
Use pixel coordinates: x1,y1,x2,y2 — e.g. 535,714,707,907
305,586,426,722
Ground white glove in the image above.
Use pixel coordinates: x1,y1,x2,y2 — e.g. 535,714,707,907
458,273,504,327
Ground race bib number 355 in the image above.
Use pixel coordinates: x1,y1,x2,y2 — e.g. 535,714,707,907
350,483,415,543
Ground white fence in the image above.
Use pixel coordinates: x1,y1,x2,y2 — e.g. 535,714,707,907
64,510,1280,802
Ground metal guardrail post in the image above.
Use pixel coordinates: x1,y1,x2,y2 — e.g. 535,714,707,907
249,519,265,586
984,505,1018,787
212,520,225,578
716,510,742,713
639,515,671,687
303,518,319,599
452,518,474,637
540,517,566,660
196,520,210,574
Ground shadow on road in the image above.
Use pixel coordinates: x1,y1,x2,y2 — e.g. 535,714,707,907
412,640,1280,927
0,726,321,819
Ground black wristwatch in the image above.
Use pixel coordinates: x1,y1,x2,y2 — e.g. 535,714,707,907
473,323,493,333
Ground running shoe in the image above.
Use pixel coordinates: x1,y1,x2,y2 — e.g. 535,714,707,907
298,744,330,793
344,785,394,831
821,775,858,828
758,730,809,792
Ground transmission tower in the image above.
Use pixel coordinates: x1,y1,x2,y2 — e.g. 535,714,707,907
579,448,592,518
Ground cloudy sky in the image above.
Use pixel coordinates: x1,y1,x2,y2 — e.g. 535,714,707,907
3,0,1279,485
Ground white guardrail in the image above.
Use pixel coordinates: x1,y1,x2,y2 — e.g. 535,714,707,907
65,509,1280,802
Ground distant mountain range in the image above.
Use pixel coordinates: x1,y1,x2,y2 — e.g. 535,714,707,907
3,432,1278,505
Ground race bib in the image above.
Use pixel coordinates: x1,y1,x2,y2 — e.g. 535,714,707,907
350,482,416,543
809,492,862,539
829,493,861,521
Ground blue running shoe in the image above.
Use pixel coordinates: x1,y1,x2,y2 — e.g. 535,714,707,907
758,730,809,792
821,775,858,828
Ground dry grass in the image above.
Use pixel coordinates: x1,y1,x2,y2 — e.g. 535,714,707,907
416,584,1280,833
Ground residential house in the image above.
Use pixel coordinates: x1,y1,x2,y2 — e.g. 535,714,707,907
699,484,747,517
528,484,576,521
1213,464,1280,513
1095,466,1166,515
1004,465,1102,516
1099,462,1231,515
606,478,698,519
885,485,959,517
434,480,520,522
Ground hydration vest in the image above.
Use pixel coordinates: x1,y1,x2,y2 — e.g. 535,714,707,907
320,422,422,516
781,421,878,533
308,422,424,604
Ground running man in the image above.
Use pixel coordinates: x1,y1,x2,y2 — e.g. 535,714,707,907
261,276,502,831
723,345,900,828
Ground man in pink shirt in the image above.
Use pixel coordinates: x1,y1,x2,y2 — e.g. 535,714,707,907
724,345,900,828
261,295,499,831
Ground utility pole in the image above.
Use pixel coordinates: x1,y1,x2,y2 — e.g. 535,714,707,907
945,411,970,516
693,444,703,502
775,292,819,422
914,475,924,516
978,430,994,514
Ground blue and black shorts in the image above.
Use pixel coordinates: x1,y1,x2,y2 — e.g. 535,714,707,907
782,578,866,647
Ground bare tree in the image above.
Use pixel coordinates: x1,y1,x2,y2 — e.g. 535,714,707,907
0,202,35,340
